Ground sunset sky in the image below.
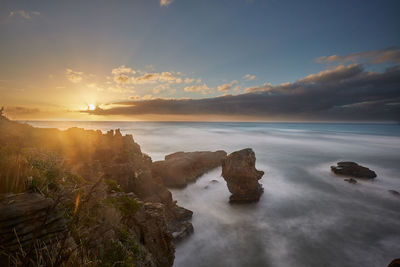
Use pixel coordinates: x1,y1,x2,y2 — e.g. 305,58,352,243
1,0,399,121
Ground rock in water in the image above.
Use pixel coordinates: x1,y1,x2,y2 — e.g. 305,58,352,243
388,190,400,197
152,150,227,188
221,148,264,203
331,162,377,179
344,178,358,184
388,258,400,267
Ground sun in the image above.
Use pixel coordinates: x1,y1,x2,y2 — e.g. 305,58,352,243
88,104,96,111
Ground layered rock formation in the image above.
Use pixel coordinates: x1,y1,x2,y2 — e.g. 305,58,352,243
0,193,71,260
0,118,194,266
221,148,264,203
152,150,227,188
331,162,377,179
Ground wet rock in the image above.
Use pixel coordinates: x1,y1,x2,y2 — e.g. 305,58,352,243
331,162,377,179
166,206,193,243
344,178,358,184
388,258,400,267
222,148,264,203
388,190,400,196
152,151,227,188
170,221,194,243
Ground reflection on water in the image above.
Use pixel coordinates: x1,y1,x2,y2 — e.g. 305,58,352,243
27,121,400,267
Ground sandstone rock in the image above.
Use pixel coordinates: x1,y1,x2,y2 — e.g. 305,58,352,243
170,221,194,243
331,162,377,179
222,148,264,203
0,193,70,257
130,202,175,267
167,206,193,243
344,178,358,184
152,150,227,188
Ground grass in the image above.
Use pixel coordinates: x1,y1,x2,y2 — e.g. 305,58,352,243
0,117,149,267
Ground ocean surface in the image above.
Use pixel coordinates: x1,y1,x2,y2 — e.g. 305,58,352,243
26,121,400,267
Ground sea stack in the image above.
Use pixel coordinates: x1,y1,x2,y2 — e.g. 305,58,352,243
221,148,264,203
331,162,377,179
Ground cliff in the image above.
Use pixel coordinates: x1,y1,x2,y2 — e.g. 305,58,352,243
0,117,191,266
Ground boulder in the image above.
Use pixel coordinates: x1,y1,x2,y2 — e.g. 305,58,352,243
221,148,264,203
152,151,227,188
331,162,377,179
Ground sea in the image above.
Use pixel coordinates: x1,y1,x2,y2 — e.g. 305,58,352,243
26,121,400,267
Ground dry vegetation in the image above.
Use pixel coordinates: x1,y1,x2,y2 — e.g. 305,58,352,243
0,114,158,266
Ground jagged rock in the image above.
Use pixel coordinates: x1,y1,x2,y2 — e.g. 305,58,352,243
388,258,400,267
344,178,358,184
222,148,264,203
170,221,194,242
167,206,194,243
388,190,400,197
130,202,175,267
331,162,377,179
152,150,227,188
0,193,71,256
0,118,195,266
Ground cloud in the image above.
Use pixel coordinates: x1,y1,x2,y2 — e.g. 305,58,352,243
160,0,174,6
142,94,153,100
82,64,400,121
4,106,40,115
65,69,84,83
133,72,181,84
129,95,140,100
152,83,170,94
243,74,256,81
184,83,212,94
184,78,196,84
111,65,135,84
316,47,400,64
218,80,239,92
9,10,40,20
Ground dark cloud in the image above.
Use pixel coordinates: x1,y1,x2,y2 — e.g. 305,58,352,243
4,106,40,116
83,64,400,121
316,47,400,64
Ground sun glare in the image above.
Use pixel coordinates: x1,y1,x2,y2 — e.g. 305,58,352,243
88,104,96,111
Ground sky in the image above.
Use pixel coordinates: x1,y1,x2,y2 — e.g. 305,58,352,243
0,0,399,121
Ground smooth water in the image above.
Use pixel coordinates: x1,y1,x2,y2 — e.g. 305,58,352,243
27,121,400,267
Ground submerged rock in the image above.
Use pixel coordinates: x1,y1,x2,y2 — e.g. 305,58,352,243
388,190,400,197
331,162,377,179
221,148,264,203
152,150,227,188
344,178,358,184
